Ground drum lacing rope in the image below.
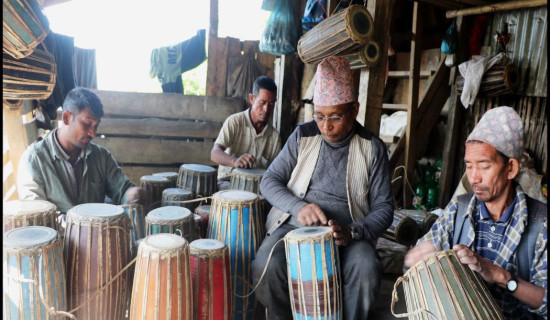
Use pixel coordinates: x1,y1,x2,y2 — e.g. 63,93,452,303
233,238,285,299
38,250,77,319
52,225,135,317
147,196,213,212
390,275,437,319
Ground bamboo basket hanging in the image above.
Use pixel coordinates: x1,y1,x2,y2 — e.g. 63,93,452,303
3,45,57,100
3,0,50,59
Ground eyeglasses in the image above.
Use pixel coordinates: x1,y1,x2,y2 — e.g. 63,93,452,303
312,113,347,125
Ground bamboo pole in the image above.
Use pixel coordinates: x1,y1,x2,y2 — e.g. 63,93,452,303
446,0,547,18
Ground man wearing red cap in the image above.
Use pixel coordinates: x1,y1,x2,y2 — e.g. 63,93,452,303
405,107,547,319
251,56,394,319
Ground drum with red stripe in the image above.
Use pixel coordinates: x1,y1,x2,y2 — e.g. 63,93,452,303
190,239,231,320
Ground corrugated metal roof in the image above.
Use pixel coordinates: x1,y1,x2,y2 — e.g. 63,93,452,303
482,6,547,97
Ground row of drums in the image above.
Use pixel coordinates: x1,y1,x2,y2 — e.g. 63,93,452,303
3,164,270,320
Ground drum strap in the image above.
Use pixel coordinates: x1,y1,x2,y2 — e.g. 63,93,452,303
454,193,546,281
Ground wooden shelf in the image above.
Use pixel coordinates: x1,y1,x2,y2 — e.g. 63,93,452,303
388,70,433,79
382,103,408,111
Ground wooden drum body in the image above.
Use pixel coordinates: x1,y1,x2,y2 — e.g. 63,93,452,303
162,187,197,212
382,210,420,246
3,47,56,100
146,206,198,241
177,164,218,198
392,250,505,319
121,203,147,247
284,227,342,320
3,199,58,233
456,64,519,97
297,5,373,64
195,205,211,239
229,168,266,195
190,239,232,320
153,171,179,188
3,0,50,59
130,234,193,320
64,203,132,320
344,39,381,69
3,226,66,320
207,190,264,320
140,175,171,211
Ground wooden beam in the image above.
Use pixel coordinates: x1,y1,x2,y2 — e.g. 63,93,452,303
93,137,214,165
446,0,547,18
97,118,221,140
274,54,301,144
90,89,242,122
403,1,423,208
358,0,395,134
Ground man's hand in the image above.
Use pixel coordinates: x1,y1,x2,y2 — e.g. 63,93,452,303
328,220,351,246
404,241,438,267
297,203,327,226
124,187,148,205
233,153,256,169
453,244,506,284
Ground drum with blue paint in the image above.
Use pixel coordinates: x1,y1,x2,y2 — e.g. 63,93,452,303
121,203,147,247
161,187,197,212
3,226,66,319
146,206,197,241
207,190,264,320
153,171,179,188
177,163,218,198
284,227,342,320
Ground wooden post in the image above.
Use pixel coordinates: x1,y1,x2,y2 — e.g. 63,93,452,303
3,100,37,199
403,1,423,209
446,0,547,18
357,0,395,134
439,16,468,207
206,0,227,97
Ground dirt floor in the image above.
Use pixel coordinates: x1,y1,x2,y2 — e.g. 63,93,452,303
368,273,408,320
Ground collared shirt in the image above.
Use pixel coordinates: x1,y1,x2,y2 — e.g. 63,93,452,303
214,109,281,180
52,130,84,194
474,196,518,264
419,185,547,319
17,128,136,214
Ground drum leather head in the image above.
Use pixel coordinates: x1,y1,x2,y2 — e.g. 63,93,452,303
232,168,267,176
4,199,56,215
163,188,194,196
286,226,331,240
195,205,211,214
69,203,125,218
142,233,188,251
4,226,58,249
181,164,216,173
141,175,170,183
213,190,258,202
190,238,225,251
148,206,192,220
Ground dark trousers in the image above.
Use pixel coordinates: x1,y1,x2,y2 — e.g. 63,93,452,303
251,223,382,320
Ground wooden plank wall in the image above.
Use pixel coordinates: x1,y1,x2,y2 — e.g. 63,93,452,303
90,89,244,184
206,37,276,97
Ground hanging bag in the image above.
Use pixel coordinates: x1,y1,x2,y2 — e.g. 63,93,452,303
259,0,299,55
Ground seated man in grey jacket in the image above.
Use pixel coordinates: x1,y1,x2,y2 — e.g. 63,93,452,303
251,56,394,320
17,87,146,215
